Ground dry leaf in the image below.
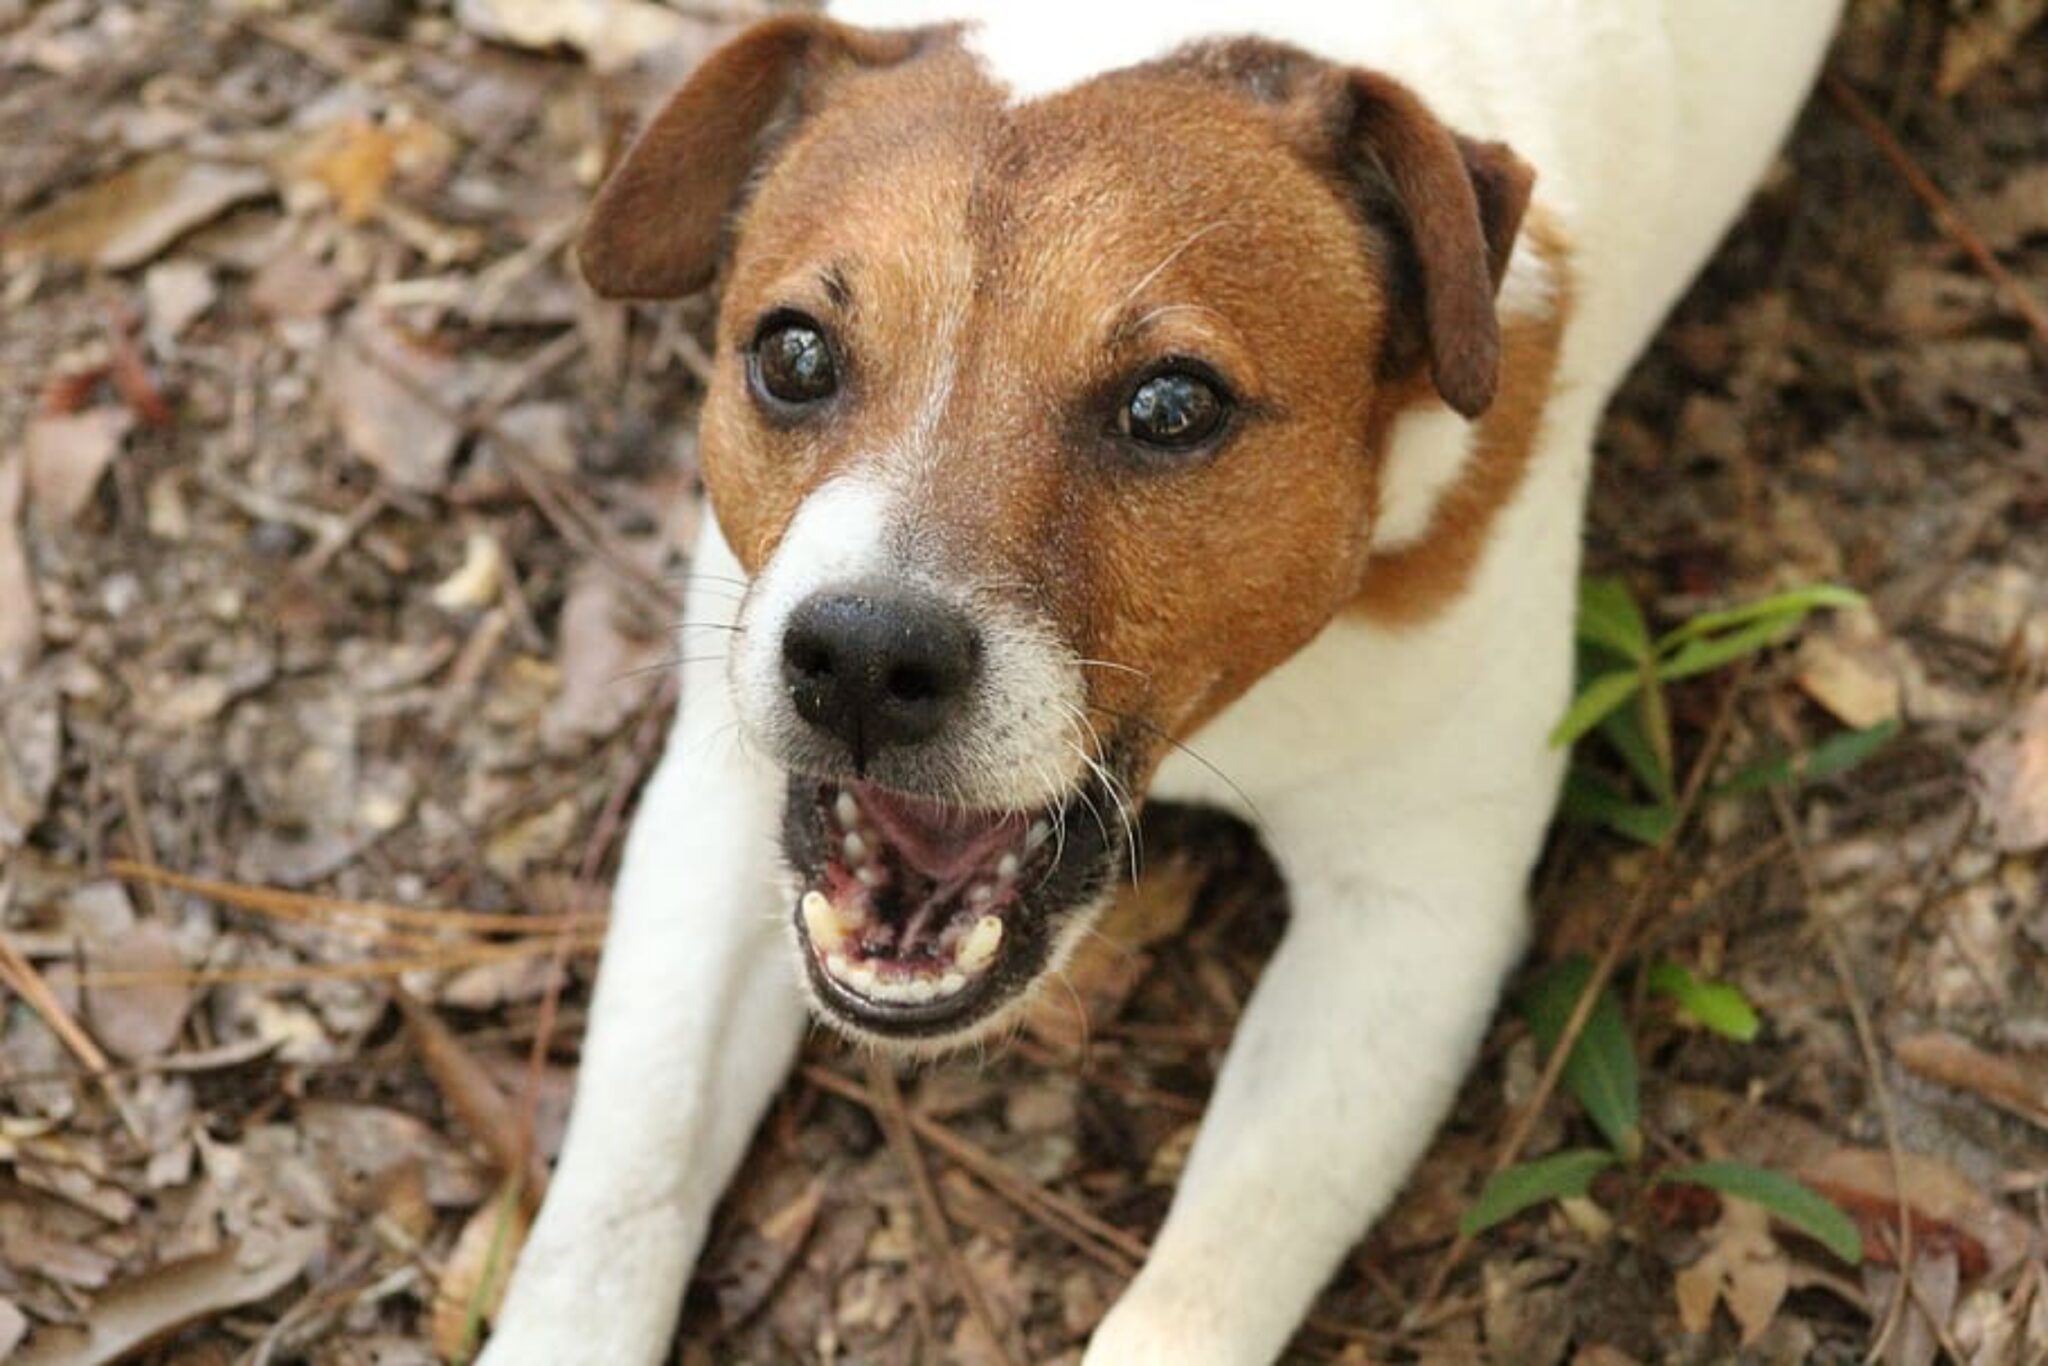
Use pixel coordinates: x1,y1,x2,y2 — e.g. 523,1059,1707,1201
1024,856,1201,1049
283,116,454,223
0,675,60,856
454,0,708,72
325,307,464,493
1937,0,2048,97
4,153,269,270
1673,1195,1789,1346
1801,1147,2033,1280
430,1187,529,1361
143,259,217,345
25,407,131,525
541,563,662,753
14,1226,323,1366
1968,689,2048,853
0,1299,26,1359
84,919,191,1061
1795,612,1901,729
1894,1031,2048,1130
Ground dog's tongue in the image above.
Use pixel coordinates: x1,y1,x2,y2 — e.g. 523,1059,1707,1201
853,782,1020,882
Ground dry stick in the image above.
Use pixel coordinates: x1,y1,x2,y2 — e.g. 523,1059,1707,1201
393,985,551,1209
76,935,603,989
1825,73,2048,359
864,1059,1020,1366
0,882,111,1077
108,860,605,936
803,1065,1145,1273
1767,786,1915,1364
513,678,677,1194
1408,661,1754,1321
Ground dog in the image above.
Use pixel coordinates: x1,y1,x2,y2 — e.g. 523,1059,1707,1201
480,2,1841,1360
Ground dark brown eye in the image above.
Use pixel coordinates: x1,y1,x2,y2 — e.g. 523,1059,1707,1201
751,314,838,408
1121,370,1228,449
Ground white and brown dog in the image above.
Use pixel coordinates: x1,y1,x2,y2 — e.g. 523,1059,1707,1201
483,2,1840,1360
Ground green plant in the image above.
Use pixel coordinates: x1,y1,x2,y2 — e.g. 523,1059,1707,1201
1554,577,1895,844
1460,955,1862,1266
1462,577,1893,1259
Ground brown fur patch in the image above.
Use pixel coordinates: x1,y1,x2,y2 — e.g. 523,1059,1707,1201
1351,214,1573,627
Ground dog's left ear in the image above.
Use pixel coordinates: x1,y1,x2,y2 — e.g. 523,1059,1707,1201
579,16,935,300
1332,72,1535,418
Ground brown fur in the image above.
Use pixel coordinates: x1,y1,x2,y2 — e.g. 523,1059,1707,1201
581,22,1543,782
1353,212,1573,626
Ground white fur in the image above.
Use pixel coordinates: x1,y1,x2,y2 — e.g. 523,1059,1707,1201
483,3,1841,1363
733,476,1088,809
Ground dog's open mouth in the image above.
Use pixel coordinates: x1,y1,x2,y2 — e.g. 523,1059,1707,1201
784,774,1119,1038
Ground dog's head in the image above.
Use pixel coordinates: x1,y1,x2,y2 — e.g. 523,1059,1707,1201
581,17,1534,1047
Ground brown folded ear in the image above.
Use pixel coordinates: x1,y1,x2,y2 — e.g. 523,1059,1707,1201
1339,73,1534,418
578,16,933,300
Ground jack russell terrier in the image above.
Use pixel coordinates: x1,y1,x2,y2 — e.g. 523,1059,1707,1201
482,1,1841,1360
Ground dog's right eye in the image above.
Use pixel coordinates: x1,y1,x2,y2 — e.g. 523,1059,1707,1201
750,314,839,409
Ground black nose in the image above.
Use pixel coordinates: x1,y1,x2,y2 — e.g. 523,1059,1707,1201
781,588,980,764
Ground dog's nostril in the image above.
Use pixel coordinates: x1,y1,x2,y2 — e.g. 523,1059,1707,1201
786,634,833,680
886,663,940,704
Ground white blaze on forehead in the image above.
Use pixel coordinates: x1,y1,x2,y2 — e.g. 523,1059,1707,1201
732,474,1089,810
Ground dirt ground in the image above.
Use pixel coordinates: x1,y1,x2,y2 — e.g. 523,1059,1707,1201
3,1,2046,1363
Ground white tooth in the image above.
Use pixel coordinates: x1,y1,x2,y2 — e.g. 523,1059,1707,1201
968,883,994,907
1026,821,1052,851
857,865,884,888
846,962,879,995
937,972,967,997
958,915,1003,973
995,853,1020,883
843,832,867,863
835,790,859,829
801,891,845,952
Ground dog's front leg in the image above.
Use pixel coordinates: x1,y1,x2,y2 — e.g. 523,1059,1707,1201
1085,795,1543,1366
481,529,805,1366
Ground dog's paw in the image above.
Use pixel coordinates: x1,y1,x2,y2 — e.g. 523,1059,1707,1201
1084,1295,1239,1366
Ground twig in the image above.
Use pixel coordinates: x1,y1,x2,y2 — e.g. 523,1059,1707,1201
0,879,112,1076
393,986,550,1208
1825,73,2048,360
109,860,606,936
803,1064,1146,1275
1410,660,1753,1320
75,935,603,989
514,678,676,1196
1769,785,1914,1362
863,1059,1019,1366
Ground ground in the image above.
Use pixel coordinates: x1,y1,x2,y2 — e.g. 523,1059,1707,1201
2,1,2046,1363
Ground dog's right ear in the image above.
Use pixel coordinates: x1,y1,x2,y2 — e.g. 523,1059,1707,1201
578,16,933,300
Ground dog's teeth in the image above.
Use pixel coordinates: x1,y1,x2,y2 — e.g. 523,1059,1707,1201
1026,820,1052,852
967,883,994,907
842,832,867,864
835,790,859,829
995,852,1020,883
801,890,847,952
857,864,884,888
937,971,967,997
958,915,1002,973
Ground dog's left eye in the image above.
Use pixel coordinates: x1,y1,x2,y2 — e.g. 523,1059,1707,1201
750,314,839,408
1121,369,1229,450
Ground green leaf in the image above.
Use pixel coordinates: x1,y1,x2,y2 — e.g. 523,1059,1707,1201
1654,584,1864,650
1559,770,1677,845
1714,719,1902,797
1551,670,1644,750
1597,693,1673,800
1521,957,1641,1160
1661,1160,1863,1264
1460,1149,1619,1238
1576,577,1653,663
1655,614,1802,681
1646,961,1761,1042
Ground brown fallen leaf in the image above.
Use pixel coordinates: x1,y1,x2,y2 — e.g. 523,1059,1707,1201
0,675,63,857
1800,1147,2033,1280
1673,1194,1789,1346
14,1226,323,1366
1968,689,2048,853
0,452,38,678
1794,612,1901,729
83,918,190,1061
541,562,663,753
25,408,131,525
0,1299,26,1359
431,1184,530,1362
1023,857,1202,1050
1893,1031,2048,1131
281,115,454,224
324,307,465,494
3,152,270,271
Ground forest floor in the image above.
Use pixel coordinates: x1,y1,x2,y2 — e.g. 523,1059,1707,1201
3,1,2046,1362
